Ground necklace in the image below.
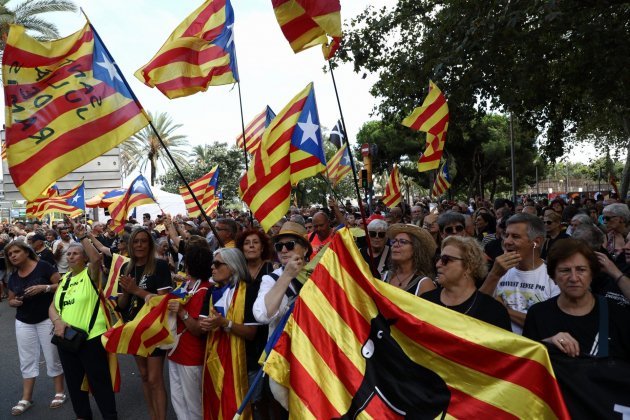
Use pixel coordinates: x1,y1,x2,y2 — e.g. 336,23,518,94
443,290,478,315
393,270,414,288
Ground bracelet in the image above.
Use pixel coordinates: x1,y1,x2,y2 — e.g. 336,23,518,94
615,273,626,284
77,236,87,241
51,317,61,323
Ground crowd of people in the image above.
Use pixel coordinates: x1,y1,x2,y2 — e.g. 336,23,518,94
0,191,629,418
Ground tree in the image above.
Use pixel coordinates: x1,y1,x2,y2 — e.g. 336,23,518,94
342,1,630,196
120,111,189,186
159,142,245,207
0,0,77,50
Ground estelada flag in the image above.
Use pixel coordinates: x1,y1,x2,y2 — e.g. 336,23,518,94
179,166,219,217
264,229,570,419
236,106,276,156
326,143,351,187
26,182,59,219
2,23,149,201
272,0,342,60
135,0,238,99
382,164,402,208
432,161,452,198
32,180,85,218
239,82,326,231
108,175,156,233
104,253,129,300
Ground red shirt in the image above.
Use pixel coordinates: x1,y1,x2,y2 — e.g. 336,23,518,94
168,280,210,366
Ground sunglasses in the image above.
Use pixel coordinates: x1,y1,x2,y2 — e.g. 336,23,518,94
391,238,412,246
368,231,386,238
439,254,464,265
274,240,297,252
211,261,227,269
444,225,465,235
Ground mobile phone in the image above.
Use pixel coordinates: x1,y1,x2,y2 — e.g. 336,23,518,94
64,328,78,340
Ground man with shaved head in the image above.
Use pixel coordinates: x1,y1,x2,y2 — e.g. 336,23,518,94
310,211,334,257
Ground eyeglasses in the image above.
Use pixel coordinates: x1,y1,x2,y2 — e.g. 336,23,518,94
211,261,227,269
368,231,386,238
439,254,464,265
274,240,296,252
443,225,465,235
391,238,412,246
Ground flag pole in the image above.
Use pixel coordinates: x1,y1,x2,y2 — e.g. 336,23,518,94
87,21,224,248
233,59,255,224
327,62,375,262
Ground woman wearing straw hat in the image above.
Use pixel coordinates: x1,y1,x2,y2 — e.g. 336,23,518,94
383,223,437,296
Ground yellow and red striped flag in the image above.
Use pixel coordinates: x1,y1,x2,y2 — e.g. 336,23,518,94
26,183,59,219
239,83,326,231
86,188,126,209
104,253,129,300
101,294,177,357
432,161,452,198
31,180,85,219
417,130,446,172
135,0,238,99
272,0,342,60
402,80,449,135
264,228,570,419
179,166,219,217
0,141,6,160
2,23,149,202
382,165,402,208
326,143,351,187
235,106,276,156
202,282,250,420
108,175,156,234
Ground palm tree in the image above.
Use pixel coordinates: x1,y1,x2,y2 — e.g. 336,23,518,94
0,0,77,50
120,111,190,186
190,144,214,164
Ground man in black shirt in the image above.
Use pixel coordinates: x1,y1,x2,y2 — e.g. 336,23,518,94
29,233,57,269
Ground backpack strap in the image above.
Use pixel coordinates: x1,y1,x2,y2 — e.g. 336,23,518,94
267,272,302,299
597,295,609,358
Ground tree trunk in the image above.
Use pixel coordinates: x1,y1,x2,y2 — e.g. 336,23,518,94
620,116,630,200
151,158,157,186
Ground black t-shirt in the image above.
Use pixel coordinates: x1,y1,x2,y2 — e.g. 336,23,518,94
8,260,57,324
36,248,57,269
119,259,172,321
421,288,512,331
523,296,630,361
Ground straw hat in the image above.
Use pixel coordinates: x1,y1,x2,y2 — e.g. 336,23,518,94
274,221,313,256
387,223,437,255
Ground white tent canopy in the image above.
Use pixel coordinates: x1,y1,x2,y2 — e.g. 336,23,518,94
135,188,187,219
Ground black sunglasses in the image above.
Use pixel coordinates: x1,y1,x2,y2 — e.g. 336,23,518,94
368,231,386,238
439,254,464,265
444,225,465,235
211,261,227,269
274,240,296,252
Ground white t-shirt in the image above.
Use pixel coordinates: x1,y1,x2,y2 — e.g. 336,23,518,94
52,239,74,274
495,263,560,334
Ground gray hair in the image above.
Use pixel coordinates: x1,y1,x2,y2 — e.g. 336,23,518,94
506,213,545,240
603,203,630,224
437,211,466,231
367,219,388,231
571,213,593,226
290,214,306,226
571,224,605,251
213,248,250,286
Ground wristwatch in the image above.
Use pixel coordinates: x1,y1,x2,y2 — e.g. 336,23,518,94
181,312,189,321
45,285,51,293
223,319,233,333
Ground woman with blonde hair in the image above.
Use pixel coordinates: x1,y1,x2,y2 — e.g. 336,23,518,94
422,236,511,330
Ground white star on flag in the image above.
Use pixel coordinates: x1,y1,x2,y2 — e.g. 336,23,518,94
133,180,145,190
96,53,123,83
225,24,234,48
298,112,319,145
71,194,81,204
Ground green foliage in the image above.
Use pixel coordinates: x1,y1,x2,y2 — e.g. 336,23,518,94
158,142,245,207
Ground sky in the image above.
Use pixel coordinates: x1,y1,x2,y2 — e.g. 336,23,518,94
17,0,388,161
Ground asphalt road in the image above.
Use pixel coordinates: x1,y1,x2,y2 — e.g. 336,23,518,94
0,299,177,419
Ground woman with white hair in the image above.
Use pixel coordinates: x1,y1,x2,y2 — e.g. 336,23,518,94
199,248,258,419
360,219,391,279
602,203,630,259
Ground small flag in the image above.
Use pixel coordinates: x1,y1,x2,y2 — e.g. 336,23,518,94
382,164,402,208
432,161,451,198
402,80,449,135
108,175,156,233
30,181,85,218
135,0,238,99
26,183,59,218
239,83,326,231
417,130,446,172
327,143,351,187
272,0,342,60
328,119,345,149
2,23,149,201
179,166,220,217
236,106,276,156
104,253,129,300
